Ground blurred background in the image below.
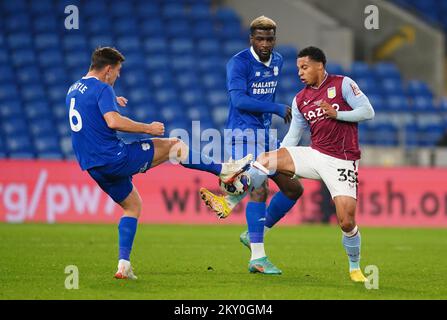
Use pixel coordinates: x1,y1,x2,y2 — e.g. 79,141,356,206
0,0,446,225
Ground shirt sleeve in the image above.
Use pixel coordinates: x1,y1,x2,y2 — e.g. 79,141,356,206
226,56,248,92
97,85,119,115
280,98,307,147
337,77,375,122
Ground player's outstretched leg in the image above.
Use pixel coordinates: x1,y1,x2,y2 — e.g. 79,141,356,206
200,148,297,219
334,196,367,283
152,138,253,183
114,187,141,280
199,159,270,219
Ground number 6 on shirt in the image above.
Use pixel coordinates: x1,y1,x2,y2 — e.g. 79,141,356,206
69,97,83,132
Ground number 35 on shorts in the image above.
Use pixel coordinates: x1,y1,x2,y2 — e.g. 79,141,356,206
337,168,358,184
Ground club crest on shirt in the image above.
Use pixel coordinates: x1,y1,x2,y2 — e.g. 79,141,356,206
273,66,279,76
327,87,336,99
141,143,151,151
255,71,261,77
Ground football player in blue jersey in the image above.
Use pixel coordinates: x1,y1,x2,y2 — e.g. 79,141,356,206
200,17,303,275
66,47,252,279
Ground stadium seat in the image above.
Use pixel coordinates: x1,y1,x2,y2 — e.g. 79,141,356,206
406,80,433,98
0,65,14,83
0,84,19,102
33,15,58,33
30,0,54,14
326,62,345,75
136,2,160,18
21,85,46,102
1,118,28,136
117,36,141,53
39,50,65,68
169,38,194,54
6,13,31,33
0,101,23,120
16,67,40,85
24,101,51,120
197,39,220,56
5,134,34,157
29,119,55,137
223,40,246,57
177,71,200,89
181,89,206,106
373,62,401,79
386,94,409,111
207,90,228,107
63,35,88,51
11,50,36,67
34,33,60,51
276,45,298,60
143,36,168,53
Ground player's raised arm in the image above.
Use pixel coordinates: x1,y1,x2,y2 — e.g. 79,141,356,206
330,77,375,122
281,98,307,147
103,111,165,136
227,57,290,120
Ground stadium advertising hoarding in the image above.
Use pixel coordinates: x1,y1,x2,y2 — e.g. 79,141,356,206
0,160,446,227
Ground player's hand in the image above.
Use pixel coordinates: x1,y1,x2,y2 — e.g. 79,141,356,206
147,121,165,136
116,96,128,107
320,101,337,119
283,106,292,124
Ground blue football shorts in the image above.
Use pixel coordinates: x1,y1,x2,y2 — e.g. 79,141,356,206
87,139,155,203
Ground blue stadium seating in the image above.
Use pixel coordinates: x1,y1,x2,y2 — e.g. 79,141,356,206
0,0,445,160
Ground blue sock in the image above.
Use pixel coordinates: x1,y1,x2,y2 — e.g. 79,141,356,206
265,191,296,228
246,202,266,243
118,216,138,261
181,148,222,176
342,228,361,270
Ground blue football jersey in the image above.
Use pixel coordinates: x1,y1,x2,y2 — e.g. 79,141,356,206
66,76,126,170
225,48,283,137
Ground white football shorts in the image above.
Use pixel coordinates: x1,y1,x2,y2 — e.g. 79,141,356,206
283,146,359,199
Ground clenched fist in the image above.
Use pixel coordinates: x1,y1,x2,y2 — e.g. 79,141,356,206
147,121,165,136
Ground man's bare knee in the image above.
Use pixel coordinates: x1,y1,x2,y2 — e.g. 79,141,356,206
339,217,356,233
250,186,268,202
282,183,304,201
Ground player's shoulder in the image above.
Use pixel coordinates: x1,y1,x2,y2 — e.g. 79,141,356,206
230,48,251,63
272,50,283,61
227,49,251,71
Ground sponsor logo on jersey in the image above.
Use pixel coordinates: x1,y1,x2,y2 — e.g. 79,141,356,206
327,86,336,99
350,83,362,96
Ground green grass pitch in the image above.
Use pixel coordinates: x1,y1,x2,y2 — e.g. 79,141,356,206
0,223,446,300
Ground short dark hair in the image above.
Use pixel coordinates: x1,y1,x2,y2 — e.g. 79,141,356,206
298,46,326,66
90,47,125,70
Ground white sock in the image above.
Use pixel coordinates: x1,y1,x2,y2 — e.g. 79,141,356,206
250,243,266,260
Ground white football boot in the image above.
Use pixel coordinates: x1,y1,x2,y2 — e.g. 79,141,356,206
114,259,138,280
218,154,253,184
